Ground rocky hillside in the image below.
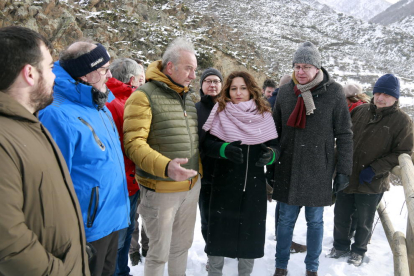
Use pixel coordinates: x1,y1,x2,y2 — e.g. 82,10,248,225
1,0,413,97
0,0,272,94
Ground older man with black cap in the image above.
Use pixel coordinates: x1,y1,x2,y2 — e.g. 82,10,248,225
39,41,130,276
327,74,413,267
271,41,353,276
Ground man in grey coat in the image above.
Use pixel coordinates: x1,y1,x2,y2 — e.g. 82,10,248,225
271,42,353,276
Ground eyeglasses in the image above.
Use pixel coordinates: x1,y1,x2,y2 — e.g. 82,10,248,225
203,79,221,85
293,65,313,72
97,66,110,75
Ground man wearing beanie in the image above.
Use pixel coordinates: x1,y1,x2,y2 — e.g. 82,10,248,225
328,74,413,266
270,41,353,276
196,68,223,263
39,41,130,276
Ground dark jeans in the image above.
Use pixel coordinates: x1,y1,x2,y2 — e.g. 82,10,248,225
276,203,324,272
333,191,383,256
114,191,140,276
89,230,119,276
199,183,212,243
275,201,302,237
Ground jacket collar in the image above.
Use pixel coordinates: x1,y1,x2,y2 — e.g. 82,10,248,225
53,61,101,109
106,77,136,102
370,98,399,117
291,67,333,96
0,92,39,123
146,60,190,94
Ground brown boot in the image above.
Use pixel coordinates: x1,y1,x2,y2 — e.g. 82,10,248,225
290,241,307,253
274,268,288,276
306,270,318,276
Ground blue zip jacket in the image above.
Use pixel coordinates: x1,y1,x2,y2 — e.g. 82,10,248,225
39,61,129,242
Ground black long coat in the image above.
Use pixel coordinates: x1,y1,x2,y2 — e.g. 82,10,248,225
272,68,353,207
203,134,278,258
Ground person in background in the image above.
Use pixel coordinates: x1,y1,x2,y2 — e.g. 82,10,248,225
39,40,130,276
195,68,223,270
327,74,413,266
105,58,144,276
268,74,292,111
123,37,201,276
262,78,277,99
0,25,90,276
202,71,280,276
128,59,150,265
342,82,371,239
343,83,370,112
271,41,353,276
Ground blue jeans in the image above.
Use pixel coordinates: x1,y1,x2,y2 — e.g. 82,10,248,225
114,191,140,276
275,202,324,272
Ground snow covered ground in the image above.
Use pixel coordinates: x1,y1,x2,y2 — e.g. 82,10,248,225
129,184,408,275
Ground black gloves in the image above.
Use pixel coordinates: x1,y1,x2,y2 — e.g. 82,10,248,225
223,141,244,164
256,143,279,167
333,173,350,194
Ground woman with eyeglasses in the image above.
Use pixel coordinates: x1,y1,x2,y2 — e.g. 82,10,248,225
201,71,280,276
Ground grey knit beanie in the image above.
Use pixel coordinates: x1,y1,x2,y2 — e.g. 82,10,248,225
292,41,321,69
343,83,363,98
200,68,223,87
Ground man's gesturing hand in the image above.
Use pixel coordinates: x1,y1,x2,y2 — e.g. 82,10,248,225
167,158,197,181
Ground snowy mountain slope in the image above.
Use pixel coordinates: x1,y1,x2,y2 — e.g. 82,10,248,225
182,0,414,96
310,0,391,20
371,0,414,24
371,0,414,35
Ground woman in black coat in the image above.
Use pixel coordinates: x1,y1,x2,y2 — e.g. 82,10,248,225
202,71,280,276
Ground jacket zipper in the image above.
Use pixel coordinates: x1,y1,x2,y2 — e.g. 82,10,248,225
103,109,116,132
87,187,99,228
176,92,194,189
78,117,105,151
243,145,250,192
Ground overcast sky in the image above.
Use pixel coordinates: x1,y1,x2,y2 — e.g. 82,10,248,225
386,0,400,3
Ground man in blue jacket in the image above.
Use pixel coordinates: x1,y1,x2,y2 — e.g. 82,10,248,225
39,41,130,276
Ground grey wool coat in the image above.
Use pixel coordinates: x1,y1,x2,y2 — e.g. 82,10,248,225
271,68,353,207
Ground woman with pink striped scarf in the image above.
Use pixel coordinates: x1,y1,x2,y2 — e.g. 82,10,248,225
201,71,280,276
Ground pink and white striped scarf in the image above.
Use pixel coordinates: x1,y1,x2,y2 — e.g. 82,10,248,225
202,99,278,145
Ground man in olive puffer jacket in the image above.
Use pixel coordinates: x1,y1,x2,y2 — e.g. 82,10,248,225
124,37,201,276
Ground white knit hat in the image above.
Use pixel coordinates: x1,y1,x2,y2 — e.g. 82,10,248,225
343,83,362,98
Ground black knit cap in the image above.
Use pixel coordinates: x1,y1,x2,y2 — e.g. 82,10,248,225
59,43,111,78
200,68,223,87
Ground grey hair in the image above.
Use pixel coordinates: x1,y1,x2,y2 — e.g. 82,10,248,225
109,58,143,83
59,38,98,61
162,37,195,69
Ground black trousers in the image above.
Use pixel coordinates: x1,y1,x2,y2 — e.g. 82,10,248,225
89,230,119,276
333,191,383,255
198,183,212,243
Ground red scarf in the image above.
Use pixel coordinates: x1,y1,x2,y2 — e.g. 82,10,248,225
287,85,307,128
